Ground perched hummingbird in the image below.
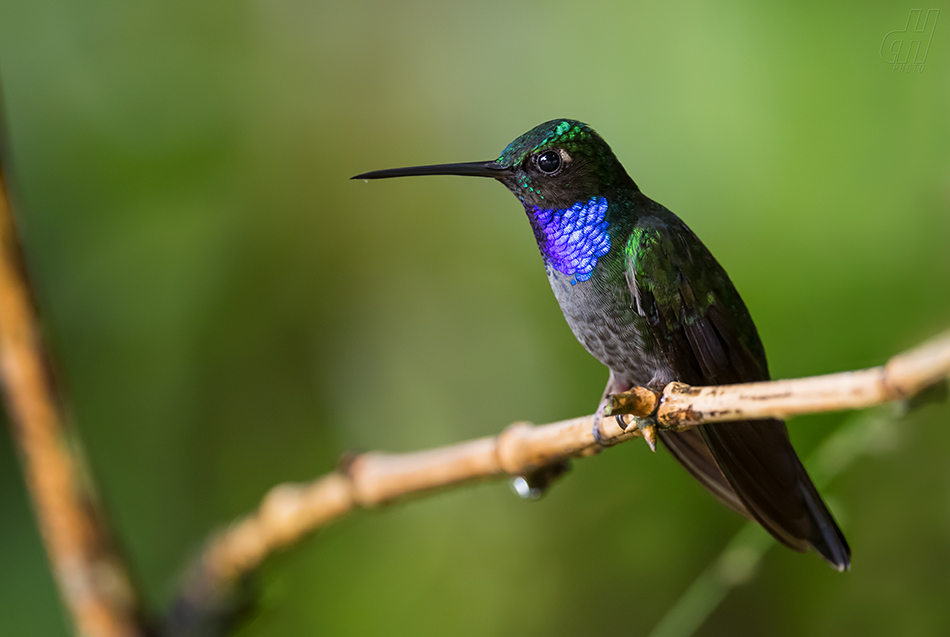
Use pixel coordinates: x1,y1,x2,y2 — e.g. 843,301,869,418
353,119,850,570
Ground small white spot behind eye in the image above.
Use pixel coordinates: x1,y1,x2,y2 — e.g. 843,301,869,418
558,148,572,164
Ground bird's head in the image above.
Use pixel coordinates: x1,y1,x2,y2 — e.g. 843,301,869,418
352,119,637,209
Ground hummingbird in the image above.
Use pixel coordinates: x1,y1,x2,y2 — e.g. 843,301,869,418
353,119,850,570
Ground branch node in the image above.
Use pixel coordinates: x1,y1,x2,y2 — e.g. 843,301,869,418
657,382,703,428
336,449,363,476
495,421,535,475
345,453,382,507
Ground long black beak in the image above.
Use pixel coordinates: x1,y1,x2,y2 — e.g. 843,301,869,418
351,160,505,180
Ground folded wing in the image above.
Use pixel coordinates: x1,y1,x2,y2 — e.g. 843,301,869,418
625,215,850,570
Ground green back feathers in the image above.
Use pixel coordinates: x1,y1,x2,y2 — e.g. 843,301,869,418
624,217,768,381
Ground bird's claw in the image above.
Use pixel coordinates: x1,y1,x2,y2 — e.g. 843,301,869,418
640,422,658,452
592,415,620,448
595,412,658,453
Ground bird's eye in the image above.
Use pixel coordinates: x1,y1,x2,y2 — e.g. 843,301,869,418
536,150,561,174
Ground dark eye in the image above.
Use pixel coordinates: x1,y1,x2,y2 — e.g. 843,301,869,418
536,150,561,174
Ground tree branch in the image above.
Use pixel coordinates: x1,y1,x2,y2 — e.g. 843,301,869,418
609,331,950,427
0,128,149,635
167,329,950,635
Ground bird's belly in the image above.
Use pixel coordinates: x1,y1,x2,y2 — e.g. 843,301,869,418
546,269,673,388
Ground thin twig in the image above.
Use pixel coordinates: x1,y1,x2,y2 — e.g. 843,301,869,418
0,130,148,634
650,334,950,427
167,329,950,634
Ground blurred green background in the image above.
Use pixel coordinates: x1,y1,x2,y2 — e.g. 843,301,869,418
1,1,949,635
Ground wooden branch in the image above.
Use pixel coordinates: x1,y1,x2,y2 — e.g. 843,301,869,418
0,134,148,634
167,329,950,634
623,331,950,427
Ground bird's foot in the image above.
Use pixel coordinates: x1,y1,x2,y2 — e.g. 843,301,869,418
591,409,625,448
600,384,661,452
510,459,571,500
611,413,659,452
593,406,658,453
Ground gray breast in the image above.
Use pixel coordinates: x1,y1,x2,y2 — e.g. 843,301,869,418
546,267,674,389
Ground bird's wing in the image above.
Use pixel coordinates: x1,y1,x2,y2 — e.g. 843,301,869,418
624,216,849,568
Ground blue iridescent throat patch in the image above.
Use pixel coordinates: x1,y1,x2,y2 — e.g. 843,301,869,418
528,196,611,285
